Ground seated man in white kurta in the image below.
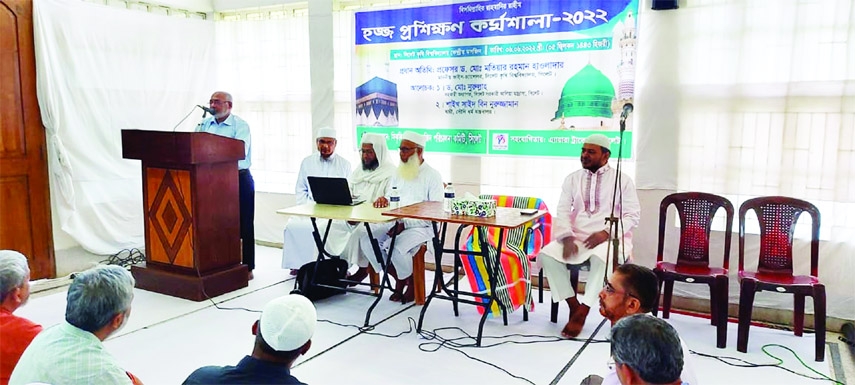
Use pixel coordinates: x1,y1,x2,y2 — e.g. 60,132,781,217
360,131,444,303
538,134,640,338
339,133,396,284
281,127,352,274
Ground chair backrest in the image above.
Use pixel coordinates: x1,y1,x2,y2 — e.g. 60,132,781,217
658,192,734,268
738,196,820,276
474,195,552,256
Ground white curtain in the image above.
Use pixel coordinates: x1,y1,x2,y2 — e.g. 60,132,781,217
34,0,215,254
666,0,855,243
638,0,855,319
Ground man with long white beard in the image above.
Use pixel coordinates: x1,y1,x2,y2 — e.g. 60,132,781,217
358,131,444,302
281,127,352,275
340,133,396,284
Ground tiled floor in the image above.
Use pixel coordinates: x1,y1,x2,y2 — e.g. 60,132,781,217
19,246,848,385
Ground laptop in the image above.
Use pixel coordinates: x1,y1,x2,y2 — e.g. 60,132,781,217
308,176,366,206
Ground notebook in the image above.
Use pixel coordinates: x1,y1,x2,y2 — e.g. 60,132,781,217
307,176,365,206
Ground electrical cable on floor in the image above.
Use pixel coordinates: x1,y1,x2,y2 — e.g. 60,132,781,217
690,344,845,385
100,248,146,269
319,316,608,385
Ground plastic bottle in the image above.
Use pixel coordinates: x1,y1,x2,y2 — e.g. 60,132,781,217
389,186,400,209
443,183,455,212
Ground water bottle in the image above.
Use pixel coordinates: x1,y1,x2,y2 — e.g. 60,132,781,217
443,183,455,212
389,186,400,209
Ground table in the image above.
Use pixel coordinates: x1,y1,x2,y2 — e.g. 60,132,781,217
382,201,547,346
276,202,395,326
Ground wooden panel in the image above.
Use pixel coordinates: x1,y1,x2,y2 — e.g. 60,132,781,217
0,3,25,157
0,0,55,279
145,167,194,269
0,176,34,256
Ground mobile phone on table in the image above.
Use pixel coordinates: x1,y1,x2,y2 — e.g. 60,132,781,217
519,208,538,215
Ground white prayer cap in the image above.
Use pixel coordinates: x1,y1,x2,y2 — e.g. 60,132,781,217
315,126,337,140
259,295,317,352
583,134,611,151
360,133,390,163
401,131,427,148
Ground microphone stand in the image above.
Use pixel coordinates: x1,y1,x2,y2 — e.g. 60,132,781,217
604,114,628,275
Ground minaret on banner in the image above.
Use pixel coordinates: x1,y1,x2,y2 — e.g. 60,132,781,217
611,11,636,124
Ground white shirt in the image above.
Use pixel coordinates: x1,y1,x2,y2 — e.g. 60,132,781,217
295,153,352,204
349,162,395,202
10,322,133,385
386,162,444,229
196,113,252,170
546,164,640,262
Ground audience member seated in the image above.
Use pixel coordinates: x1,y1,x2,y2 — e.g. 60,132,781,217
183,294,317,385
9,265,141,385
610,314,689,385
581,264,697,385
0,250,42,385
282,127,352,274
362,131,444,303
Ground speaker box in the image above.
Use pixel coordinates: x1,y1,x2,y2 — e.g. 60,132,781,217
652,0,679,10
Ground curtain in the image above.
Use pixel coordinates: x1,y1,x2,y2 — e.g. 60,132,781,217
34,0,215,254
671,0,854,244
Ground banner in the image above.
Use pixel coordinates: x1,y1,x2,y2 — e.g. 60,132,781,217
353,0,638,158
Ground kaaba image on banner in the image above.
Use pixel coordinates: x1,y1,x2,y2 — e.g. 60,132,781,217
355,76,398,127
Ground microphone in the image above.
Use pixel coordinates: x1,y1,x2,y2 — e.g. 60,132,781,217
197,105,215,118
619,103,634,122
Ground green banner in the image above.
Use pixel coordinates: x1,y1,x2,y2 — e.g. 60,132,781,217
357,126,632,158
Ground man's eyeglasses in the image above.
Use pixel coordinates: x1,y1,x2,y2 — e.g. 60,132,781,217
604,282,638,299
399,146,416,153
359,149,375,155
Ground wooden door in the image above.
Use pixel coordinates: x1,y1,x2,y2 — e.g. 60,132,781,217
0,0,55,279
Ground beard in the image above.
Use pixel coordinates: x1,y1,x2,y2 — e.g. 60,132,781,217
362,158,379,171
397,156,420,181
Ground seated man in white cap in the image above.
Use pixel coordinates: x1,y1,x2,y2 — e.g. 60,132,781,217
339,133,396,284
361,131,444,302
282,127,352,275
538,133,640,338
182,294,317,385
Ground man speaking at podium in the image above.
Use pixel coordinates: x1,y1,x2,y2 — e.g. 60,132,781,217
196,91,255,279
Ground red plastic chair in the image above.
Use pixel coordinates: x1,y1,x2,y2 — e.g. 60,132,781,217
654,192,733,349
737,196,825,362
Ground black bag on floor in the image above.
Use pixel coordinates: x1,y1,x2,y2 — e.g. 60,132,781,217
291,258,348,301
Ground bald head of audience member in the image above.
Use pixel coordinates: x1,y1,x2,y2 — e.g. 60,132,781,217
610,314,685,385
0,250,32,313
65,265,136,341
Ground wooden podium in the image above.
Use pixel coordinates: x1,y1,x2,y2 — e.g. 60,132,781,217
122,129,249,301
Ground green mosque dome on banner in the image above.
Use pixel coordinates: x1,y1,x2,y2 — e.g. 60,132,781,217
552,63,615,120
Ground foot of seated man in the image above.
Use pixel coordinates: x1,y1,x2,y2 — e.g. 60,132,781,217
389,275,414,304
562,296,590,338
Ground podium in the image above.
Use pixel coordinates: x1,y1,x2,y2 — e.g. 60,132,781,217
122,129,249,301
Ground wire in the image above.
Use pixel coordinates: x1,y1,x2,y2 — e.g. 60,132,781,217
100,248,146,269
318,316,607,385
689,344,844,385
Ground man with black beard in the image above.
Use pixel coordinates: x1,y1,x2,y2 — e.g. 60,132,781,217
538,134,640,338
339,133,396,283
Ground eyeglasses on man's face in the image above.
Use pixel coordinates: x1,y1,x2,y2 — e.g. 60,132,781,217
399,146,416,153
604,282,638,299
